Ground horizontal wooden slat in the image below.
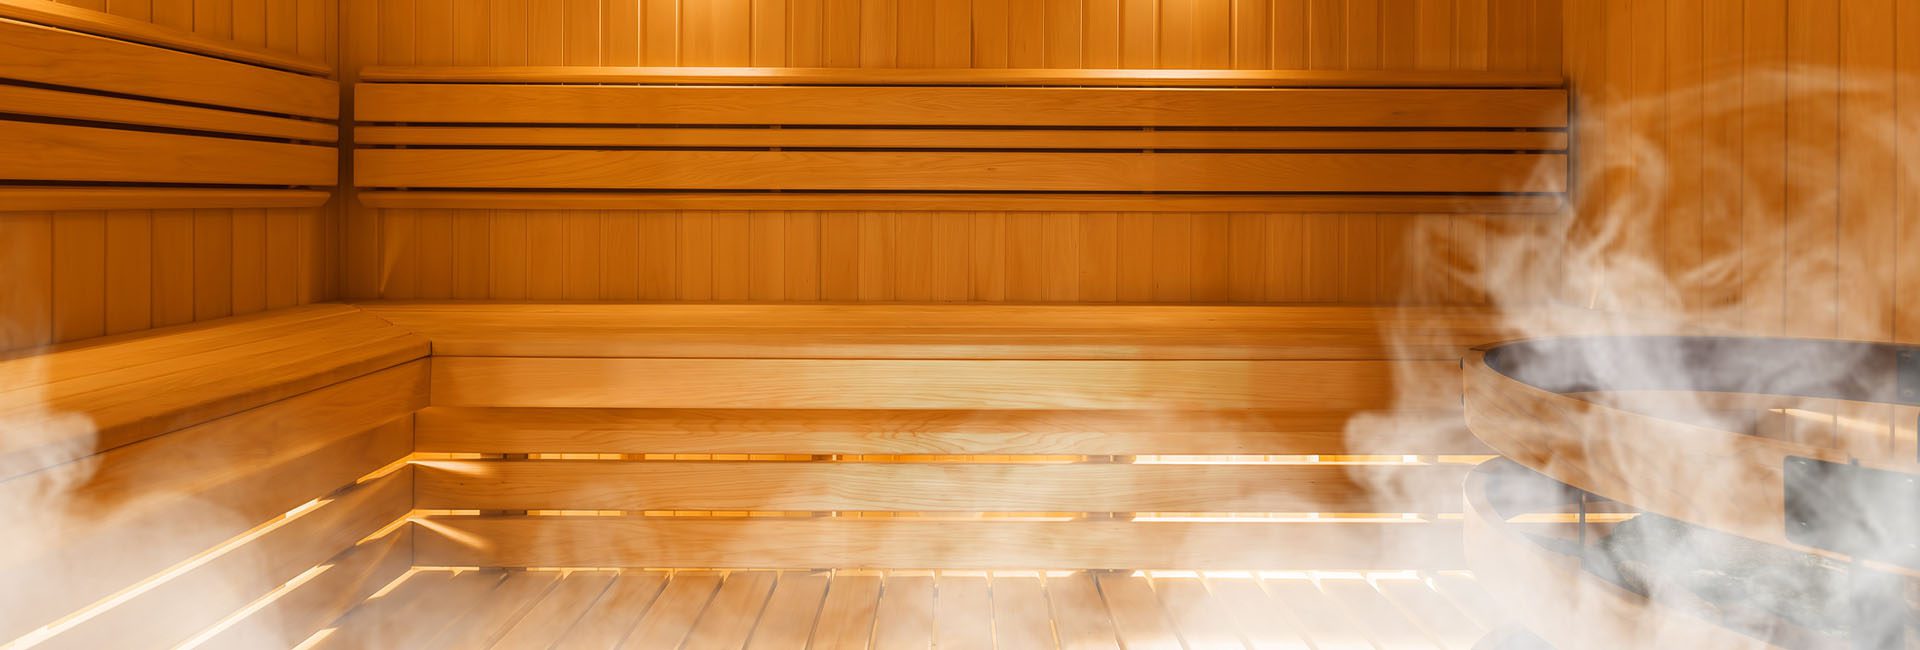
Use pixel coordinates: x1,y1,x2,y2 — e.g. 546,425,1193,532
1,121,336,186
429,358,1459,411
0,85,337,142
195,524,414,650
0,187,331,212
414,407,1491,456
0,374,417,643
355,126,1565,151
0,307,428,480
354,190,1566,214
416,460,1473,513
0,0,329,75
363,303,1526,360
0,17,336,118
412,516,1466,569
37,469,414,650
355,85,1566,128
355,150,1563,193
358,66,1565,88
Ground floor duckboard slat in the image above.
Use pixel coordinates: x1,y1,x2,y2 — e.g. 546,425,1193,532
318,569,1491,649
490,570,619,650
552,571,669,650
682,571,779,650
422,571,562,650
870,575,935,650
622,571,724,649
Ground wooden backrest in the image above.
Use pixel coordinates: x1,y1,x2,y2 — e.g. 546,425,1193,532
377,303,1499,572
354,66,1568,214
0,4,337,210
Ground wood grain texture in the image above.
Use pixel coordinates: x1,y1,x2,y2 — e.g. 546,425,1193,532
1562,0,1917,345
415,460,1471,513
413,516,1468,569
0,0,329,72
355,0,1563,74
357,149,1562,194
356,124,1565,150
357,192,1563,215
415,406,1488,456
34,468,413,650
0,84,336,142
1,121,335,186
0,16,335,117
428,357,1456,410
357,83,1565,128
0,305,428,478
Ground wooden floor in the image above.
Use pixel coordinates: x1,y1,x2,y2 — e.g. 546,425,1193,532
310,567,1504,649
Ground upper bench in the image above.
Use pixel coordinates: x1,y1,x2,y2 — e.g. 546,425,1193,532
354,66,1569,214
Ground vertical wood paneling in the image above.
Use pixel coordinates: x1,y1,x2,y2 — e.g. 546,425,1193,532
1896,0,1920,343
1837,0,1897,341
600,211,639,300
1565,0,1916,346
0,214,53,351
191,209,232,321
821,211,860,300
712,211,751,299
526,210,565,299
230,208,265,315
318,0,1574,313
52,211,106,342
104,210,153,334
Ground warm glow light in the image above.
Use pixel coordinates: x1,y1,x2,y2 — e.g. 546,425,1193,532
2,497,334,650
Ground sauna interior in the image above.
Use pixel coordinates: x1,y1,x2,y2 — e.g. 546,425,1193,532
2,0,1918,647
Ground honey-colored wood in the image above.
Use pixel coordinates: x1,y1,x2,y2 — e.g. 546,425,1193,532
0,17,336,118
1564,0,1920,345
0,0,329,73
363,303,1561,360
194,525,413,650
415,460,1470,513
551,571,668,649
622,572,723,648
355,125,1565,151
312,567,505,650
357,149,1562,194
360,64,1564,85
0,121,336,187
0,305,428,479
1096,572,1182,649
38,468,413,650
357,83,1564,128
421,571,563,649
0,85,336,142
415,407,1485,456
490,570,619,650
742,571,831,649
412,516,1467,569
428,357,1456,410
680,571,777,649
356,192,1565,215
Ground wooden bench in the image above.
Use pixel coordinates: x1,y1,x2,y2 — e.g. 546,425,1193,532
0,0,337,211
353,67,1568,214
0,305,426,648
3,302,1680,647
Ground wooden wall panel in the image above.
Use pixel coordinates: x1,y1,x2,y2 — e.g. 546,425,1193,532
1562,0,1920,344
46,0,333,64
360,210,1546,304
1,207,334,353
340,0,1567,304
0,4,342,354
